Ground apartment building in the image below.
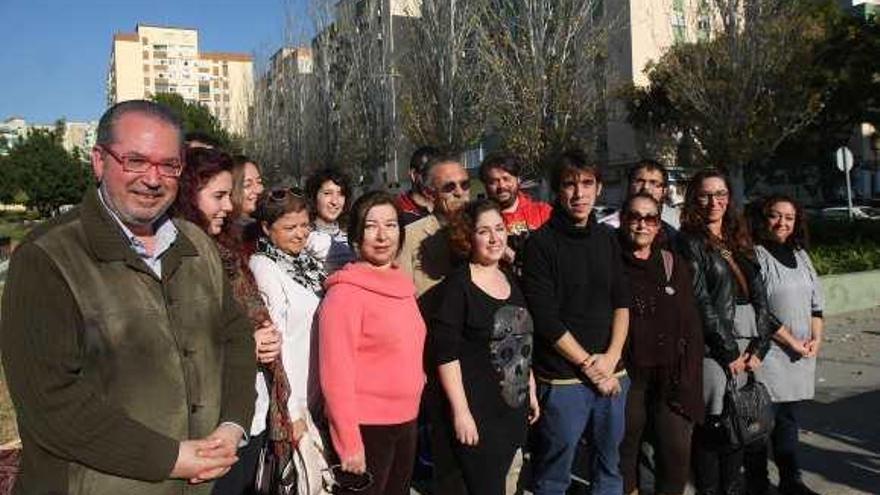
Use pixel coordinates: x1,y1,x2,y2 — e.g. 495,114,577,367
605,1,712,166
107,24,254,134
0,117,96,156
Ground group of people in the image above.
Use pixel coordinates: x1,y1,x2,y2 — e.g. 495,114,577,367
0,99,824,495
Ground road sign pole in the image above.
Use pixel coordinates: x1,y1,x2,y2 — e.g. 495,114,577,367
836,146,855,221
845,165,854,221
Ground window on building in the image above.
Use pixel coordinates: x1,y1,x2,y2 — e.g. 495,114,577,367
222,65,229,76
143,64,150,73
213,67,219,76
142,37,148,44
144,77,150,86
215,94,221,102
224,95,230,102
671,0,687,43
143,51,150,59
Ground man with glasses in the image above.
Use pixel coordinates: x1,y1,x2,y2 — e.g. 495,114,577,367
0,100,255,494
397,153,470,298
601,159,680,239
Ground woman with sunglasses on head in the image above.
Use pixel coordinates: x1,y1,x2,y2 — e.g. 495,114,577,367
429,199,540,495
677,168,781,495
617,192,704,495
305,167,356,274
319,191,426,495
743,195,823,495
173,147,283,493
248,188,329,492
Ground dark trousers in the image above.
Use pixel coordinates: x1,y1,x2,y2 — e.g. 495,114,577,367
692,419,744,495
744,401,804,492
211,431,266,495
620,368,694,494
338,420,418,495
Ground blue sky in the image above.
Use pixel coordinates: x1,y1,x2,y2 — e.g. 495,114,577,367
0,0,312,124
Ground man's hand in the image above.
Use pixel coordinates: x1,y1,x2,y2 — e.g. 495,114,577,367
170,438,238,482
528,373,540,425
188,424,244,483
596,376,621,397
584,353,618,383
254,322,281,364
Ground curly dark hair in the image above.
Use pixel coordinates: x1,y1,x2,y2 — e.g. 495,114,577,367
174,147,234,234
680,168,753,255
751,194,810,250
305,167,353,226
447,199,504,260
347,190,405,256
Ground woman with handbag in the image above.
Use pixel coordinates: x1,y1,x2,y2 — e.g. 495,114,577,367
429,199,540,495
319,191,426,495
744,195,823,495
172,148,284,494
617,192,704,495
249,188,330,495
676,168,781,495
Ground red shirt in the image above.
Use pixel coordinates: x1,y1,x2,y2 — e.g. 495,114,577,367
502,192,552,235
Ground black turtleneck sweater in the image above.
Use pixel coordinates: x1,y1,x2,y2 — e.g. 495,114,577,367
521,209,631,380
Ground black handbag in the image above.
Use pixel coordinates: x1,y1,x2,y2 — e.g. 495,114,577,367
721,371,775,449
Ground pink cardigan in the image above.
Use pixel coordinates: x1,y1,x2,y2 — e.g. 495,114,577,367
318,262,426,458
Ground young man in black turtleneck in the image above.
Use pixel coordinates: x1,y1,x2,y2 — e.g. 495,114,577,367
521,150,631,495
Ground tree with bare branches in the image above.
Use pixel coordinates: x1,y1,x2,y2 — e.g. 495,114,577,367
480,0,611,176
397,0,489,153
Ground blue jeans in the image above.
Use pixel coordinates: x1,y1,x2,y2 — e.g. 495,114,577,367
531,379,629,495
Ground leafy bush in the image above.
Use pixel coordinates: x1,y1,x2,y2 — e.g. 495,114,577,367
808,219,880,275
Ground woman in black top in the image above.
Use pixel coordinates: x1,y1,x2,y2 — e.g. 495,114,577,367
430,199,540,495
677,169,780,495
618,193,704,495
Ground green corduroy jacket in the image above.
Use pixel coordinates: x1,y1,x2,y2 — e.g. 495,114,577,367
0,188,255,494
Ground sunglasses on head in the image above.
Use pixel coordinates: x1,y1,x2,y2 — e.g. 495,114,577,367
267,187,304,201
438,179,471,194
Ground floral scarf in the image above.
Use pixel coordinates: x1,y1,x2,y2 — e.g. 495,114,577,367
258,237,327,296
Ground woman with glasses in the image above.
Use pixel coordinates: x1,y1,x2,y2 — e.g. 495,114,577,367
173,147,283,493
617,192,703,495
429,199,540,495
319,191,426,495
744,195,823,495
305,167,356,274
677,168,780,495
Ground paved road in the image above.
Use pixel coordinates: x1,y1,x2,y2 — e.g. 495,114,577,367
414,307,880,495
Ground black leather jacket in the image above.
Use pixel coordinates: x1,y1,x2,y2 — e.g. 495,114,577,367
676,233,780,365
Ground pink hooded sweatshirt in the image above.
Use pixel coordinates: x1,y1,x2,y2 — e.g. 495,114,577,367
318,262,427,459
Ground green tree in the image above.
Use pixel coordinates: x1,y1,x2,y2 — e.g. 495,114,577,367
624,0,839,201
0,154,16,204
151,93,236,150
6,128,93,217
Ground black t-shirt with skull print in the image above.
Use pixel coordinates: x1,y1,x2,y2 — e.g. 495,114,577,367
430,264,533,435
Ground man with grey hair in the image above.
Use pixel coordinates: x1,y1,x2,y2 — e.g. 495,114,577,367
397,153,470,298
1,100,255,493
